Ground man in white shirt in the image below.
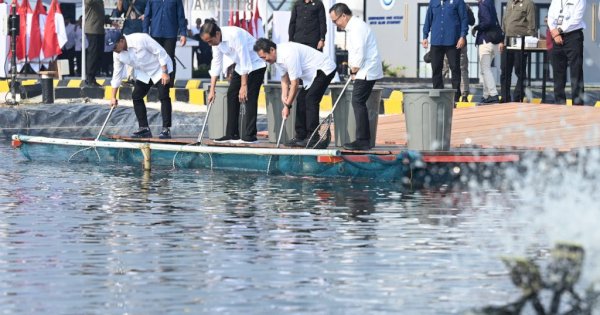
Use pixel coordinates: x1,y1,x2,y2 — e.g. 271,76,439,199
548,0,586,105
110,33,174,139
62,18,76,76
253,38,336,148
329,3,383,150
201,22,267,143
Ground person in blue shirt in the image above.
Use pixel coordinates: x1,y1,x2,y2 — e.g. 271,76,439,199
422,0,469,102
116,0,147,35
143,0,187,82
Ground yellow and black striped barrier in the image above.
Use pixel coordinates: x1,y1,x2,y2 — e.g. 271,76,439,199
3,79,600,110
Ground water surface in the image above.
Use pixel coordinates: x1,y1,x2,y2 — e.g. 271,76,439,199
1,143,598,314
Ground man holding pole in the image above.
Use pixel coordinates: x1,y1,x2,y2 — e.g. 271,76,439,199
110,33,174,139
201,22,266,143
329,3,383,150
253,38,336,148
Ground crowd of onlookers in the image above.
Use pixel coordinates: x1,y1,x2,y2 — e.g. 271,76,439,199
423,0,585,105
56,0,587,105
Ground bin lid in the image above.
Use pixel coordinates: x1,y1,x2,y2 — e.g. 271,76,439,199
402,89,456,97
402,89,456,93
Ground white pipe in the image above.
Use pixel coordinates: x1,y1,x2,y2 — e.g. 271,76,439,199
219,0,224,26
13,135,342,157
81,0,86,81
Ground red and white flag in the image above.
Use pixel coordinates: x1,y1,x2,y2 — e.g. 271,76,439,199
16,0,32,63
42,0,67,61
28,0,46,64
253,0,264,39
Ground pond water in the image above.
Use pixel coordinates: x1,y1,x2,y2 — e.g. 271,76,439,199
0,142,598,314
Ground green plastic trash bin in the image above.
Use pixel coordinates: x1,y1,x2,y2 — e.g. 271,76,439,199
264,83,297,144
330,85,382,148
403,89,455,151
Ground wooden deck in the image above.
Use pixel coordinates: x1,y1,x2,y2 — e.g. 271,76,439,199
113,103,599,154
375,103,600,152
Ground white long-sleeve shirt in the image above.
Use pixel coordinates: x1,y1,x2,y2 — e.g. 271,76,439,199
208,26,266,77
547,0,586,33
111,33,173,88
345,16,383,81
64,23,76,50
274,42,336,89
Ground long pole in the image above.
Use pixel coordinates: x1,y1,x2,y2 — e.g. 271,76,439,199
81,1,86,81
8,1,18,105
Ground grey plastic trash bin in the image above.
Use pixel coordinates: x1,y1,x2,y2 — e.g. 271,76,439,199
330,85,382,148
206,83,229,140
264,83,297,144
403,89,455,151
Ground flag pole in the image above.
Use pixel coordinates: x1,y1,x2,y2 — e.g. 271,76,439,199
81,0,86,81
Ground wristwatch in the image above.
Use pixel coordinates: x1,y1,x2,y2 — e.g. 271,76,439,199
285,103,292,109
558,27,564,34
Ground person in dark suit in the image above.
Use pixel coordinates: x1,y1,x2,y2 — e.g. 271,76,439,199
288,0,327,51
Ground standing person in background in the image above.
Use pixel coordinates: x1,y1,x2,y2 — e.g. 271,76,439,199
499,0,536,103
289,0,327,51
472,0,501,104
329,3,383,151
116,0,147,83
254,38,336,148
143,0,187,83
116,0,147,35
84,0,105,87
443,4,475,102
200,22,267,143
61,17,76,76
102,21,121,77
548,0,586,105
74,16,83,76
422,0,469,102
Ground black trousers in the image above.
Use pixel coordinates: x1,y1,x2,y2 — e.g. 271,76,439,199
132,79,172,128
85,33,104,82
226,68,266,140
295,70,336,139
552,29,585,105
500,48,527,103
430,45,461,101
153,37,177,83
352,79,377,142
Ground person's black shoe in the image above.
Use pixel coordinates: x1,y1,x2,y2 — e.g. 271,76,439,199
158,127,171,139
285,137,305,147
461,95,469,102
479,95,500,105
131,127,152,138
486,95,500,104
343,140,371,151
213,135,239,143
